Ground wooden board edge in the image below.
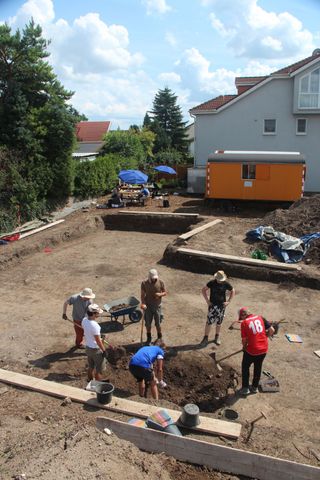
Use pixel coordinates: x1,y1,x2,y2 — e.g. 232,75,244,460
178,219,223,240
177,247,302,271
96,417,320,480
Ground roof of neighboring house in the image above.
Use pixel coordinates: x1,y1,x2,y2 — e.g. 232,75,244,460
190,49,320,114
76,121,110,142
73,142,104,155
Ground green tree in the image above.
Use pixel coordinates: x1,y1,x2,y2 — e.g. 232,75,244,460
99,130,147,165
148,87,189,156
0,20,77,229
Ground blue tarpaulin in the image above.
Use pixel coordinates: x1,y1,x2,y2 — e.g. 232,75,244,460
246,226,320,263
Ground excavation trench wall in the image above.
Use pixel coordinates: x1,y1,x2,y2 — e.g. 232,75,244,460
102,212,203,234
163,241,320,290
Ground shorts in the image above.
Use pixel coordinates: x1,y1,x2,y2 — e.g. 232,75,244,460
144,305,163,329
207,304,225,326
85,347,106,374
129,364,154,383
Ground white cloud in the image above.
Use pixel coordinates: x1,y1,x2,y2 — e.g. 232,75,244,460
158,72,181,83
8,0,54,28
179,48,236,95
142,0,171,15
165,31,177,47
203,0,314,61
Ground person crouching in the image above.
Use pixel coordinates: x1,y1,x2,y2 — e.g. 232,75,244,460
129,345,167,400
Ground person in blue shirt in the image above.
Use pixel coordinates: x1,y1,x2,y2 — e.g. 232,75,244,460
139,184,150,198
129,345,166,399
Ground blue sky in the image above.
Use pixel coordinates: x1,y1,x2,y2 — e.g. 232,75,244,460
1,0,320,128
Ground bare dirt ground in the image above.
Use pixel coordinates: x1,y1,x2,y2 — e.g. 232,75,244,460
0,194,320,480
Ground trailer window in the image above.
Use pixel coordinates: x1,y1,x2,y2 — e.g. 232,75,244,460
242,164,256,179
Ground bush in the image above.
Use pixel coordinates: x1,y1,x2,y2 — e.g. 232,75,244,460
73,153,140,199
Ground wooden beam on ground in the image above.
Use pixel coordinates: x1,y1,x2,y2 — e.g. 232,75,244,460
118,210,199,218
0,369,240,438
178,219,223,240
96,417,320,480
177,247,302,271
19,219,65,239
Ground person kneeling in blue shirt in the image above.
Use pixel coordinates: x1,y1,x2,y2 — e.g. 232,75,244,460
129,345,167,400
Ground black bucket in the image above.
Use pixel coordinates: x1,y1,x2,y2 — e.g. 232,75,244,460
223,409,239,421
96,382,114,404
163,199,170,208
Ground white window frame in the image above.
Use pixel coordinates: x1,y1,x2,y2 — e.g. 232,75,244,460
263,119,276,135
298,68,320,109
296,118,307,135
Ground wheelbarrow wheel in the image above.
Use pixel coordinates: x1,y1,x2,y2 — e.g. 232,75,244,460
129,309,142,323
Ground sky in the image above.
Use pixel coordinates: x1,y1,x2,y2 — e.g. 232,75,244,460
1,0,320,129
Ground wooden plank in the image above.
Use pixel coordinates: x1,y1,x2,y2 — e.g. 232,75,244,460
0,369,240,438
313,350,320,358
178,219,223,240
118,210,199,218
177,247,302,271
19,219,65,239
96,417,320,480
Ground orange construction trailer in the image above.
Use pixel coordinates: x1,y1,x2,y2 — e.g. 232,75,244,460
206,150,306,202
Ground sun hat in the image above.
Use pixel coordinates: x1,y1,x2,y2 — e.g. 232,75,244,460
87,304,103,314
148,269,159,280
80,287,95,299
213,270,227,282
238,307,250,320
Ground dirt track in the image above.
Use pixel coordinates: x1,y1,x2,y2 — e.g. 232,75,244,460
0,196,320,479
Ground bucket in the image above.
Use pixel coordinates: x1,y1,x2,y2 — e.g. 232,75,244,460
223,408,239,421
95,382,114,404
178,403,200,427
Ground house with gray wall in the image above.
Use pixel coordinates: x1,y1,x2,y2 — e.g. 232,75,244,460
188,49,320,194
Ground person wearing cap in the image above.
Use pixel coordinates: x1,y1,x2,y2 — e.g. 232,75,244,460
238,308,275,396
82,304,108,382
62,288,95,348
141,269,167,346
129,345,166,400
229,307,249,330
200,270,235,347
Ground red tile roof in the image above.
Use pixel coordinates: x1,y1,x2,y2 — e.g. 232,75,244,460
76,121,110,142
272,51,320,75
235,76,266,85
191,95,237,112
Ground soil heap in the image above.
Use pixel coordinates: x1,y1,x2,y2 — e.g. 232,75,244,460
263,195,320,264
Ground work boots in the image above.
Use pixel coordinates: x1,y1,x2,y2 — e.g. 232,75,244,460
145,333,152,346
214,334,221,346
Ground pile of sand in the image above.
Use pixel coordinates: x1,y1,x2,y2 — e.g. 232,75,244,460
263,195,320,264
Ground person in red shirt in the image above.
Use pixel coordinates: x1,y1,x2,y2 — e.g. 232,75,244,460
239,307,275,396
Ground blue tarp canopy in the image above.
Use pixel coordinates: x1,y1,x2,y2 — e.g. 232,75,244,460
154,165,177,174
118,170,148,184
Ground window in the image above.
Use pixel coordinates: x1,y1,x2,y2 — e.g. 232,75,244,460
299,68,320,108
264,119,276,134
242,164,256,179
296,118,307,135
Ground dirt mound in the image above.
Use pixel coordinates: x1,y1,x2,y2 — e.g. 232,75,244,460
263,195,320,264
103,347,236,413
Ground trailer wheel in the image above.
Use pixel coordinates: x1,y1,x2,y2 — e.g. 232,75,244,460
129,309,142,323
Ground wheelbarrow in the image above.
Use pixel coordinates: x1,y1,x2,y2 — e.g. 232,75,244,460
103,296,143,324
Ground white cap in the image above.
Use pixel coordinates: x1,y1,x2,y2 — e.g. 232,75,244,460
148,269,158,280
87,304,103,314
